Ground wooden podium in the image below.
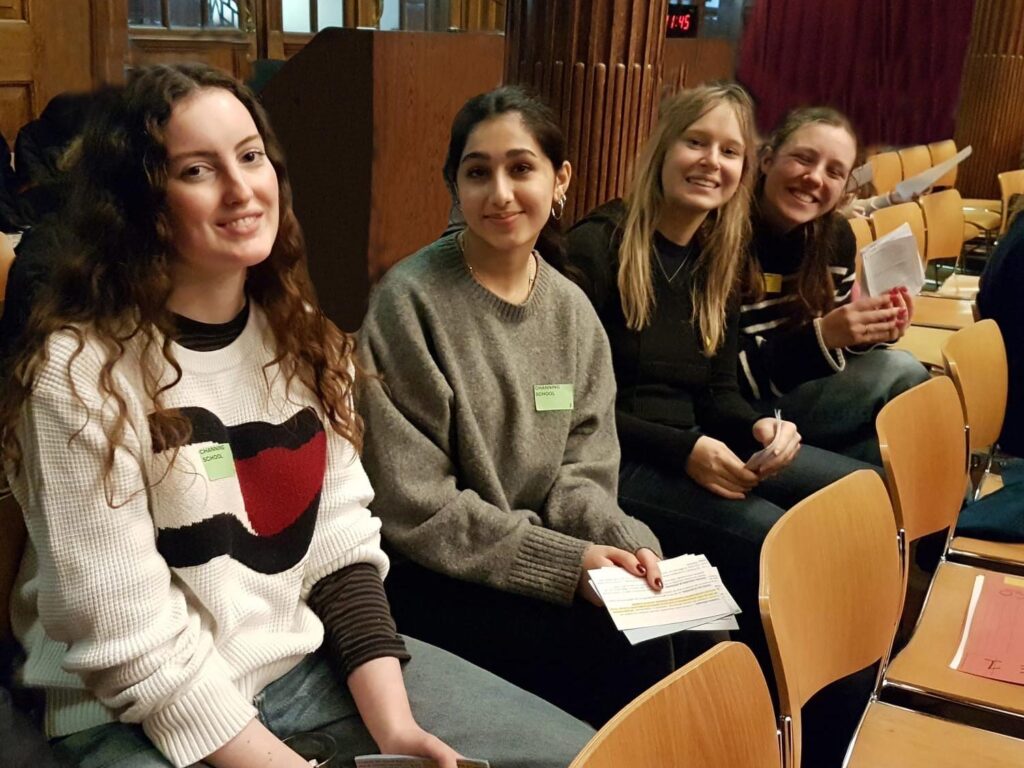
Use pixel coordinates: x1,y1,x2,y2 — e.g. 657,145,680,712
261,28,503,331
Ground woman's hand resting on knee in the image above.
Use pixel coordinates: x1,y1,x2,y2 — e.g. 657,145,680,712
751,418,802,478
577,546,662,606
686,436,759,499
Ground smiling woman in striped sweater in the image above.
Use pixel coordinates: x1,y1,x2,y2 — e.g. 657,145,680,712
739,106,930,465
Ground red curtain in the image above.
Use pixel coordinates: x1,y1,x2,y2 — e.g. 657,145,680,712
736,0,976,147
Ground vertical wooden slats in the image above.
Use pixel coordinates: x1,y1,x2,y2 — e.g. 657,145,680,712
955,0,1024,197
504,0,668,223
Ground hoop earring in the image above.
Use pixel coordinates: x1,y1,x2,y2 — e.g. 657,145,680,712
551,194,567,221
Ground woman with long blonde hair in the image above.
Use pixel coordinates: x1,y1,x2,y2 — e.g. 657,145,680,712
567,83,872,660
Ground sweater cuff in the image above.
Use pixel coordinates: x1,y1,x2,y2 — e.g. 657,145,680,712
142,665,256,767
601,518,663,558
506,525,589,606
309,563,410,677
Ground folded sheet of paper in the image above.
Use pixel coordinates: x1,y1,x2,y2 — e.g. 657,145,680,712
894,145,972,200
746,409,782,471
950,573,1024,686
588,555,741,645
355,757,489,768
859,222,925,297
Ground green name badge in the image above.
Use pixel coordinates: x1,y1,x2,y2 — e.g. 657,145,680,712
534,383,574,412
199,442,236,481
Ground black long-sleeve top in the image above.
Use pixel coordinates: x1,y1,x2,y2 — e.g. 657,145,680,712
567,200,764,472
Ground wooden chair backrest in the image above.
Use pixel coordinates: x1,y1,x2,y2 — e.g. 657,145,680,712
927,139,958,187
759,470,901,768
942,319,1008,453
848,217,873,285
0,486,26,639
876,376,968,543
869,151,903,195
569,641,780,768
919,189,966,264
871,202,926,258
998,169,1024,234
898,144,932,181
0,233,15,304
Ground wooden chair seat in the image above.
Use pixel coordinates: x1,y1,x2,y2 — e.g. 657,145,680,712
935,273,980,299
883,561,1024,722
949,536,1024,571
961,198,1001,213
963,208,1002,232
911,295,975,330
892,325,955,370
848,701,1024,768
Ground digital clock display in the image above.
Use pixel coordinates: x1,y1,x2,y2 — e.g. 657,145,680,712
666,5,699,38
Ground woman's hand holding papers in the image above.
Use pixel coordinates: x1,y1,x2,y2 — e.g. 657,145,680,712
578,546,662,606
750,417,802,477
819,283,906,347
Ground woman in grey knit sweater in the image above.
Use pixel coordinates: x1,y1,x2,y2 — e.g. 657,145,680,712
359,87,675,726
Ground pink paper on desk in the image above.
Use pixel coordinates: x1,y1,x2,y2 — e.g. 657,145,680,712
951,573,1024,685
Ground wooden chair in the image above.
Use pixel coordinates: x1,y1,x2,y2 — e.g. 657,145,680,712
848,216,873,285
898,144,932,181
918,189,981,301
869,151,903,195
876,377,1024,735
871,202,926,257
927,139,958,188
943,320,1016,510
759,470,1024,768
569,642,780,768
892,325,955,371
998,169,1024,235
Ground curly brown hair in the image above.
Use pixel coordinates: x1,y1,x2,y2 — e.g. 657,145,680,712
0,63,362,503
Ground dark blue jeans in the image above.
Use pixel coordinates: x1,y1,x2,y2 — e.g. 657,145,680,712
618,445,880,675
754,348,930,466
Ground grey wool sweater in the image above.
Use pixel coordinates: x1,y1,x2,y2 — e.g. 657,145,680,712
358,234,661,606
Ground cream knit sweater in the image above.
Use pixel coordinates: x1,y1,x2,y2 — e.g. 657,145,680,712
8,307,387,767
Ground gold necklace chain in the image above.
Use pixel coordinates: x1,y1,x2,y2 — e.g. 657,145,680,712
456,230,538,301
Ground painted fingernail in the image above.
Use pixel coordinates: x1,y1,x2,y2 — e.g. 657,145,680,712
655,578,664,589
637,564,646,575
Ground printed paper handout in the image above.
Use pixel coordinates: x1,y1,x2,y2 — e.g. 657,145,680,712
588,554,741,645
950,573,1024,686
858,222,925,298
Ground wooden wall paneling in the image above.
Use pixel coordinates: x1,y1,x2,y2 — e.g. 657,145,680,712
128,30,255,81
954,0,1024,197
0,85,31,149
0,0,95,145
662,38,736,96
505,0,668,223
90,0,128,85
369,31,504,279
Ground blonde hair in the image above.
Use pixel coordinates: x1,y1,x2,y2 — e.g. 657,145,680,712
617,83,757,353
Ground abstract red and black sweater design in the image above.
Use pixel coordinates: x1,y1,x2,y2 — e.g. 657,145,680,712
151,406,327,574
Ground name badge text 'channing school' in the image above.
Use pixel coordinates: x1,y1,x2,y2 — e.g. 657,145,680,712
200,443,236,481
534,384,574,412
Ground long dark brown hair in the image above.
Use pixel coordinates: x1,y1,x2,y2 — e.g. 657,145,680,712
1,64,361,502
443,85,571,272
751,106,859,318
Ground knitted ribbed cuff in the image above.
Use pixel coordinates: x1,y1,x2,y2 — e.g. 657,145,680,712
143,669,256,767
309,562,410,677
813,316,847,372
601,517,663,559
506,525,590,606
